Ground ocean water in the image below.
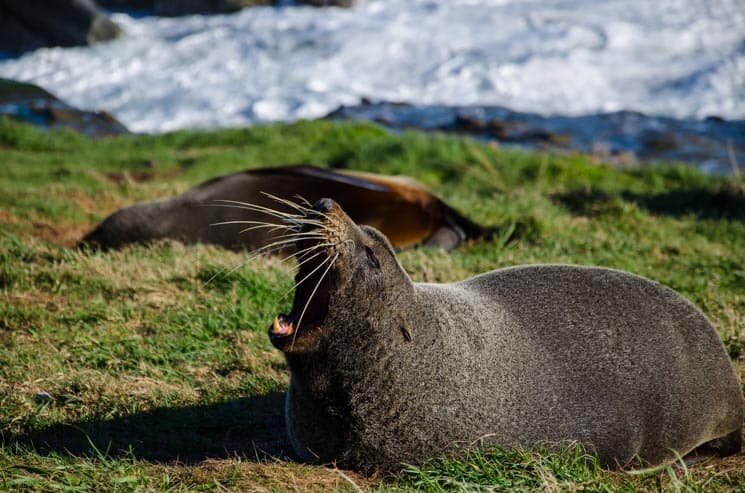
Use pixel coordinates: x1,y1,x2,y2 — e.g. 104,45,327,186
0,0,743,133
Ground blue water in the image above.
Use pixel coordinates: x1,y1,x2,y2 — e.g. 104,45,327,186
0,0,742,133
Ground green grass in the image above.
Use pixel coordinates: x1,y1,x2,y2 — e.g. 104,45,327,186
1,116,744,491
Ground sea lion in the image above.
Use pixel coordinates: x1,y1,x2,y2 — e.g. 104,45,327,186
79,164,492,252
268,198,744,474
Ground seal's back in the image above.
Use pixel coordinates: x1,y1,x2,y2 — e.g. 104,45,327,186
447,264,744,466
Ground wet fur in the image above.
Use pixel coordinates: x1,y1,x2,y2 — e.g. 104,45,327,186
276,201,744,474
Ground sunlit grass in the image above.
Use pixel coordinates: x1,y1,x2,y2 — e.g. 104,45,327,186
1,117,744,491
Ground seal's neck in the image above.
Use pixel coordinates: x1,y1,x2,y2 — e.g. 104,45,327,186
286,282,418,398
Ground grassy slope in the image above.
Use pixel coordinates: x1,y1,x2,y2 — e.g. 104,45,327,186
0,116,744,491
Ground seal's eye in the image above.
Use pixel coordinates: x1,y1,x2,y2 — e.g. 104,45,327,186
365,246,380,269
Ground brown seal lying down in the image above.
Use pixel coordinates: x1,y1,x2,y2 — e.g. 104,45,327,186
267,197,743,474
79,164,492,251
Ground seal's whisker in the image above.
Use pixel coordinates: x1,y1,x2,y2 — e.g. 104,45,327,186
262,192,322,217
282,221,328,235
205,201,294,217
242,223,291,234
201,268,227,287
209,219,287,229
281,242,347,299
221,199,314,222
283,217,328,228
238,244,297,269
257,199,332,225
293,194,313,207
293,250,326,270
211,199,306,221
291,251,339,349
273,236,328,246
291,242,338,263
282,216,325,227
268,236,329,250
271,231,329,241
279,236,328,244
205,203,305,226
282,254,332,301
263,193,334,225
249,237,316,256
210,236,319,287
248,237,336,263
276,246,319,266
273,227,328,236
201,257,252,288
275,245,326,267
238,224,289,235
204,196,337,290
209,220,291,236
240,239,307,265
256,236,331,258
272,242,332,267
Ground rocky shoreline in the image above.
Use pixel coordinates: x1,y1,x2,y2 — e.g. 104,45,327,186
328,102,745,175
2,78,742,175
0,79,128,137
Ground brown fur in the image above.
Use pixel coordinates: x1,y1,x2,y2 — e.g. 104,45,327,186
79,164,491,251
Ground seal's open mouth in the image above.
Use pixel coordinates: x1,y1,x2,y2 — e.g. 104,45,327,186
269,198,338,347
271,314,295,337
269,249,333,345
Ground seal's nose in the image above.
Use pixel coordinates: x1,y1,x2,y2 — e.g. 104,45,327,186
313,198,335,213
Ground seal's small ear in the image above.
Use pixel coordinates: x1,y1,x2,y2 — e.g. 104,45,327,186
399,319,413,342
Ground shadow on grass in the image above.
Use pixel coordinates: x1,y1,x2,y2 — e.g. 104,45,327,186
553,185,745,220
6,392,294,464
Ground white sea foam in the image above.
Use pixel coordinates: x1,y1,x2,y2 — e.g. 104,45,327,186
0,0,743,132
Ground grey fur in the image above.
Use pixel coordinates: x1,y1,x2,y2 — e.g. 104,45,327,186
271,199,744,474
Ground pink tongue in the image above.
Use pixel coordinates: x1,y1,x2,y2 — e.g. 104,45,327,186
272,315,295,336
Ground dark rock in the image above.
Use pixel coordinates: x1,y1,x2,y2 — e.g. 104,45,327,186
504,128,569,146
96,0,353,16
486,119,510,139
0,13,46,53
297,0,354,7
96,0,155,9
0,0,122,54
453,114,488,132
327,102,745,174
639,129,680,154
153,0,271,16
450,113,568,146
0,79,129,137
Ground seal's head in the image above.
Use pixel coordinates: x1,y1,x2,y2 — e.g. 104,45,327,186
268,197,411,354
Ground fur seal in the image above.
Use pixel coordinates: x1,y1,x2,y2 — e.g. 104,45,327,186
79,164,492,251
268,198,744,474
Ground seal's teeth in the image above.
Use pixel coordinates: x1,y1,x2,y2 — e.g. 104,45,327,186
272,315,295,336
272,316,281,334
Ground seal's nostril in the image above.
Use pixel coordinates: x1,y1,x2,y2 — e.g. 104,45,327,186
313,198,334,213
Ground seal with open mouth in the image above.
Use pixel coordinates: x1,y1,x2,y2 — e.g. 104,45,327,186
268,198,743,474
